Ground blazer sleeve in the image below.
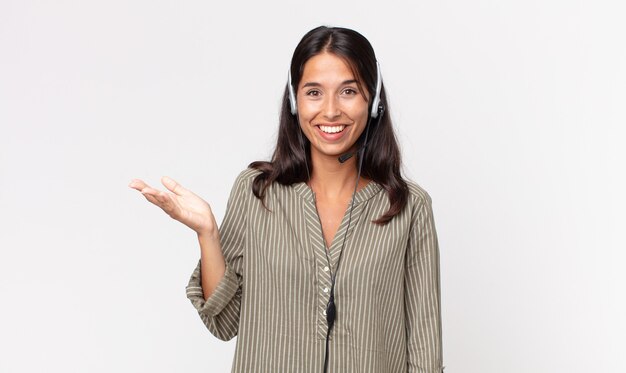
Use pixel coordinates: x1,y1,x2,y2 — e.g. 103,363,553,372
404,192,444,372
185,170,250,341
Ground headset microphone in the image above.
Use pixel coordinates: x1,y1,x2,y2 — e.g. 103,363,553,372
337,148,361,164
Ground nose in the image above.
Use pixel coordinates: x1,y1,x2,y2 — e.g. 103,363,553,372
322,95,341,120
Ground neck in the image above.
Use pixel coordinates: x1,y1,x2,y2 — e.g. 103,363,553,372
308,150,367,199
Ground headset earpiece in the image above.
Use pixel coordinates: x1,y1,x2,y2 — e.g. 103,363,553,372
370,61,382,118
288,70,298,115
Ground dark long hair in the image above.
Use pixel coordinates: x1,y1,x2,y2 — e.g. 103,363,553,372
249,26,408,225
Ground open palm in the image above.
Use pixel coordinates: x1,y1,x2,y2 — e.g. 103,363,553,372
128,176,216,236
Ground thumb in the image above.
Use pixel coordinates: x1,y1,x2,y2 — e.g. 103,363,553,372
161,176,188,196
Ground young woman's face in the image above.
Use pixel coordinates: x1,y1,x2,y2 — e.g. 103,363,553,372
296,52,370,162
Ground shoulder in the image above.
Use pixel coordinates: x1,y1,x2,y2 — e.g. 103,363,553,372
227,167,262,200
233,167,262,186
399,179,437,229
405,179,433,210
228,167,303,211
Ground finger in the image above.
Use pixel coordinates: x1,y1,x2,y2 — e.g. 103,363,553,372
129,179,151,191
142,191,178,215
157,193,182,218
142,187,177,209
161,176,188,197
142,191,161,206
155,192,171,205
140,186,161,196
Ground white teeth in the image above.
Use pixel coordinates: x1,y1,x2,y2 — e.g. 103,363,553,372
319,125,346,134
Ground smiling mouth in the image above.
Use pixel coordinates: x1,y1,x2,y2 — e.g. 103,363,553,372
318,125,346,134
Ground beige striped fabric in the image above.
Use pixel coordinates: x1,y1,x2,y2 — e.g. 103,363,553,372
186,168,443,373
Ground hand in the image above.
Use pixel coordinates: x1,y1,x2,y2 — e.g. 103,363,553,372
128,177,217,237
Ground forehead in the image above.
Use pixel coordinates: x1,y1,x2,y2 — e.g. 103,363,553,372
300,52,356,85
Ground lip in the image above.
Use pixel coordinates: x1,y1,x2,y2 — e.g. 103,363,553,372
314,123,349,141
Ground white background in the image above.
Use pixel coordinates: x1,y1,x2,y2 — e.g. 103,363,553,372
1,0,624,372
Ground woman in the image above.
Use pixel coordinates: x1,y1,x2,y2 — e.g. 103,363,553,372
129,26,443,373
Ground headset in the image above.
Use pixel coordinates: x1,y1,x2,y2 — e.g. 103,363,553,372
288,61,383,119
288,61,384,373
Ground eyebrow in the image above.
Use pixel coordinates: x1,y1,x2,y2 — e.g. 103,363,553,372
301,79,358,88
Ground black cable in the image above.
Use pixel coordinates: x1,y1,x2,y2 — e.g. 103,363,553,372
296,105,384,372
322,107,379,373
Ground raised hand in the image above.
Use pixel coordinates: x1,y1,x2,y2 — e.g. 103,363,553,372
128,177,217,237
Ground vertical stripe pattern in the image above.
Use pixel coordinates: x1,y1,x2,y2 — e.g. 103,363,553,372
186,168,443,372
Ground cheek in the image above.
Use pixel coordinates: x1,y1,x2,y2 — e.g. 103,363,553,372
297,113,313,132
349,106,370,127
345,99,369,118
298,120,315,141
296,104,317,125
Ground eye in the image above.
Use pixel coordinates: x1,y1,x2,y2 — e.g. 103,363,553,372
305,89,322,97
342,88,358,95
